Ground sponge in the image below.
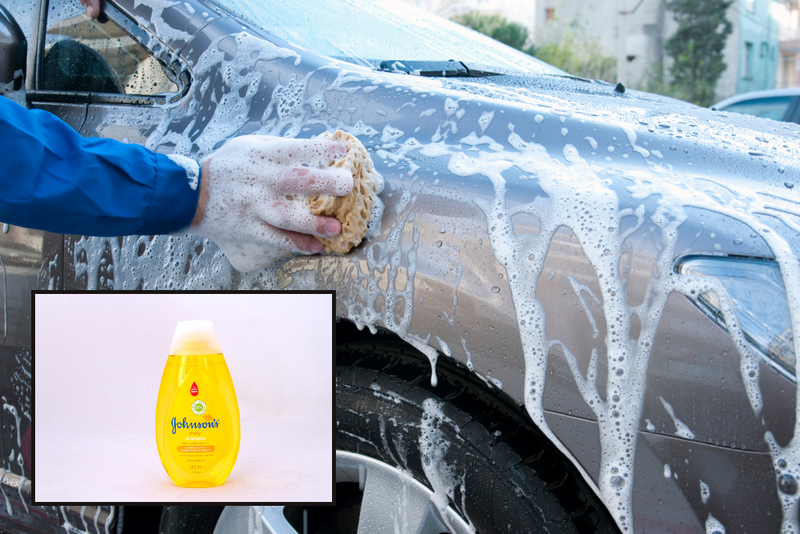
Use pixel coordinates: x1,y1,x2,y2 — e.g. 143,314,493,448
308,130,380,254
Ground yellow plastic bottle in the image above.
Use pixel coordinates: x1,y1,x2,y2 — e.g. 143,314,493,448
156,320,240,487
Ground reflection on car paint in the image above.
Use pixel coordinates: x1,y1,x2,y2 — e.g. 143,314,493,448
27,1,800,532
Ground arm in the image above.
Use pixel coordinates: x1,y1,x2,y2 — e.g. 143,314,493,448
0,97,351,272
0,96,198,236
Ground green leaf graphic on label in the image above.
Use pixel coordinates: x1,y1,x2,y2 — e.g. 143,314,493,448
191,399,207,415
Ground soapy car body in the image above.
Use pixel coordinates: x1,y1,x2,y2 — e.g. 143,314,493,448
0,0,799,532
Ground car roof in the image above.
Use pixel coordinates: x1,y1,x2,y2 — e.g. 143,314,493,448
712,87,800,109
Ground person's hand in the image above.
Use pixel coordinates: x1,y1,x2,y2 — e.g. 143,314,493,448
79,0,101,19
190,135,354,272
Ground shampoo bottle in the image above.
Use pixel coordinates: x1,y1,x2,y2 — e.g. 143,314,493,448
156,320,240,487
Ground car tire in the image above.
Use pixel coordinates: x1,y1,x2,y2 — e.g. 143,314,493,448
158,505,224,534
335,333,618,534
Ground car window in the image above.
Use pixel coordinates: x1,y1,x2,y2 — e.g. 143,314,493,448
208,0,562,76
718,96,793,121
43,0,177,96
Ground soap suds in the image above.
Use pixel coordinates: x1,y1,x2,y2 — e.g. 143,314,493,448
700,479,710,505
419,398,463,534
706,513,726,534
659,396,696,440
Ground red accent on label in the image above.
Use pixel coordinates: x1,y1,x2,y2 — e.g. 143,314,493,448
190,382,198,396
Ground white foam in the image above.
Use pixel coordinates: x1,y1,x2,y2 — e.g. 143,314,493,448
435,336,452,357
700,480,710,505
166,154,200,191
419,398,463,534
659,396,696,440
2,404,21,448
706,513,726,534
478,111,495,134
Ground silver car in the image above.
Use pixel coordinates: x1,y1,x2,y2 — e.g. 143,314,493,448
713,87,800,124
0,0,798,532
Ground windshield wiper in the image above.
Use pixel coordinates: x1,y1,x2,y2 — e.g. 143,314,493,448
378,59,499,78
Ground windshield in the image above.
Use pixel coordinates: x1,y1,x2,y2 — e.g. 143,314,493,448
206,0,563,76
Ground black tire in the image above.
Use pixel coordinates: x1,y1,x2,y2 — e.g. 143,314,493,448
336,333,618,534
158,506,224,534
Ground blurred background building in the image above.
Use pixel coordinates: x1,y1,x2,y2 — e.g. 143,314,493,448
778,0,800,88
407,0,798,101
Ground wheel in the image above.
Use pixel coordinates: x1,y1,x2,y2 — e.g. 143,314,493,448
328,333,618,534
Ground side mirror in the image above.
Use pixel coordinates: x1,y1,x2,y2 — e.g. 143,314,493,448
0,3,26,100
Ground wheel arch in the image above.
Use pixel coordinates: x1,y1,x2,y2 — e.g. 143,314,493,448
334,318,619,533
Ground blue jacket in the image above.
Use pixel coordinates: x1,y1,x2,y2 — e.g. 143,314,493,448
0,96,199,236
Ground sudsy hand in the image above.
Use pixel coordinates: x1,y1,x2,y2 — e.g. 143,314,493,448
189,135,353,272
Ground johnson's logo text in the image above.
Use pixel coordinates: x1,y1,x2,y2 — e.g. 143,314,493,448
171,416,219,434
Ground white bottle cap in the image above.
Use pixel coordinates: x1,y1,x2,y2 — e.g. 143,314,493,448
169,320,223,356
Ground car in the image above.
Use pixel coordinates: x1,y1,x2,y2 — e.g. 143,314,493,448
0,0,798,532
712,87,800,124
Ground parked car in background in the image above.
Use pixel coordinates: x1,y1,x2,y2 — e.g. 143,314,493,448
712,87,800,124
1,0,798,533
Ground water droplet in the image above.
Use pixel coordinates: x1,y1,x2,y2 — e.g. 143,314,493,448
435,240,443,248
786,182,795,189
490,286,500,294
733,239,743,245
778,459,788,469
610,475,626,489
778,474,798,495
612,394,620,402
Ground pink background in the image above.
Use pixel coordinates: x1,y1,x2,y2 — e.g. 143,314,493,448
34,292,333,503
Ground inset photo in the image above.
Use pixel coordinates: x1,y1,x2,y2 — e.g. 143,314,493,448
33,291,334,505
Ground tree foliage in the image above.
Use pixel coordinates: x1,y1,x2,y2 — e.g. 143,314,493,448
663,0,733,106
452,11,616,83
451,11,531,51
531,23,617,83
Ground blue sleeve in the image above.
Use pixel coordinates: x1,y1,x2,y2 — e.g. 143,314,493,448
0,96,200,236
